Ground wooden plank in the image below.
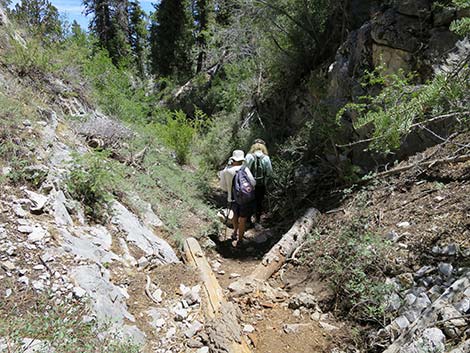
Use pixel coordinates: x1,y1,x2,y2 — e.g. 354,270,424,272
184,237,252,353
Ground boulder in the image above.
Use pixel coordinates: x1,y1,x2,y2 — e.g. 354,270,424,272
372,44,413,75
371,10,422,53
395,0,432,18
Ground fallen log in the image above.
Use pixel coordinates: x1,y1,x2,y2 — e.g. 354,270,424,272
252,207,320,281
184,238,252,353
229,208,320,296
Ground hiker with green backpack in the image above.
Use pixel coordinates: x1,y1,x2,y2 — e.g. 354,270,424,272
245,139,273,224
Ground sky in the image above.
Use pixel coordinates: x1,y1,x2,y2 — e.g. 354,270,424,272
10,0,156,29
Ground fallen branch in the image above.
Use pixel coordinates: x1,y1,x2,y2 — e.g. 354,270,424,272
370,153,470,180
145,275,161,305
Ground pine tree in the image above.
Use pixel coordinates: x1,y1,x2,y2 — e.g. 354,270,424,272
84,0,131,65
128,0,148,77
149,0,194,82
194,0,214,73
11,0,62,41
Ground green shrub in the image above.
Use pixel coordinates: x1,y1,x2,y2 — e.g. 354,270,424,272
3,38,57,77
305,220,393,324
0,292,140,353
67,151,121,220
156,110,199,165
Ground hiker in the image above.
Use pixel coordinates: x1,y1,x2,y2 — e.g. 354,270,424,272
220,150,256,245
245,139,273,224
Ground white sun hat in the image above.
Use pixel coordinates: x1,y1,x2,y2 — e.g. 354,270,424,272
231,150,245,162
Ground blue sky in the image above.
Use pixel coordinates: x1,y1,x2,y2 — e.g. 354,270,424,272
10,0,156,29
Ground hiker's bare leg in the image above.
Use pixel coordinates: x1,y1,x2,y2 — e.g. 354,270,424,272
238,217,247,241
232,216,238,236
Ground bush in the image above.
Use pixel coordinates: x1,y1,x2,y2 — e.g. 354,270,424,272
305,219,393,324
0,292,140,353
156,110,199,165
66,151,121,220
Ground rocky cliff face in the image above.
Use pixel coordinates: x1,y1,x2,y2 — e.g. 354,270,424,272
328,0,462,105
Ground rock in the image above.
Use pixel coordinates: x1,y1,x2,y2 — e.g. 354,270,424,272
386,292,402,311
415,265,434,278
396,221,411,229
174,308,188,321
283,323,308,334
154,318,166,328
152,289,163,303
24,190,48,214
289,291,319,310
390,316,410,337
111,201,178,262
5,288,12,298
32,280,45,291
438,263,453,278
166,326,176,338
28,227,48,243
421,327,446,350
433,6,456,26
1,261,16,272
386,230,400,242
73,286,87,298
404,293,417,306
21,338,53,353
52,191,73,226
137,256,149,268
13,204,28,217
441,244,458,256
395,0,431,18
455,298,470,314
183,285,200,306
185,320,203,338
229,273,241,279
18,276,29,286
187,338,204,348
196,348,209,353
397,273,414,288
412,293,432,312
403,309,420,323
18,225,34,234
319,321,339,332
243,324,255,334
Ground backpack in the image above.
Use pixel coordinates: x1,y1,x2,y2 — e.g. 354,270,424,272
232,166,255,205
253,154,266,185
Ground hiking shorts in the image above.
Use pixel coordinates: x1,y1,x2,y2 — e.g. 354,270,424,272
231,200,255,218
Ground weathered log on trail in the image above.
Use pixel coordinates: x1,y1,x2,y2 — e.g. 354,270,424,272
252,207,320,281
228,208,320,297
184,238,252,353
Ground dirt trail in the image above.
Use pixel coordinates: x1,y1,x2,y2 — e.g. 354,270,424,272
203,226,344,353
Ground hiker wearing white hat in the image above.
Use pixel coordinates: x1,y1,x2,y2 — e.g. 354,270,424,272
220,150,256,245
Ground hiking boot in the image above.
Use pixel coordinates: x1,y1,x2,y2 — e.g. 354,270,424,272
231,231,238,240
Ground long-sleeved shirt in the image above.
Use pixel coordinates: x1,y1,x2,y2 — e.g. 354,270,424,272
245,151,273,185
219,165,256,202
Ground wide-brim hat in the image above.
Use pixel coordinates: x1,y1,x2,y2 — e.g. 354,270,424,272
231,150,245,162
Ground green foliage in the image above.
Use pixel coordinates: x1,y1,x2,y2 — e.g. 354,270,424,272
337,64,470,154
306,221,393,324
83,49,148,121
150,0,194,82
3,38,58,76
11,0,62,42
155,110,200,165
67,151,121,220
0,293,140,352
450,0,470,36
